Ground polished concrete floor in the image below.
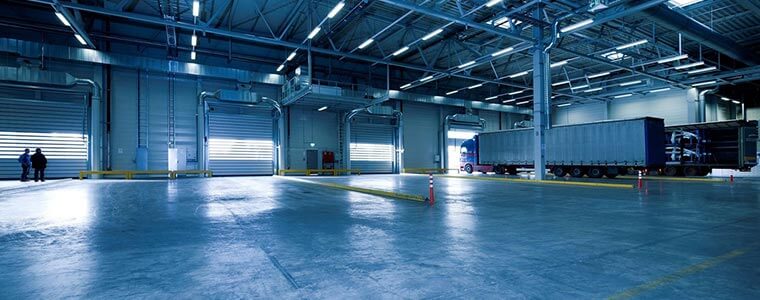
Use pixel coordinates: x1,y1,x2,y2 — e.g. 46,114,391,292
0,175,758,298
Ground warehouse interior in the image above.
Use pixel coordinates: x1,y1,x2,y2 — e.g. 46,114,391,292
0,0,759,298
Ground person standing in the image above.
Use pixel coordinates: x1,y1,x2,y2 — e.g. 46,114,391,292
18,148,31,182
31,148,47,182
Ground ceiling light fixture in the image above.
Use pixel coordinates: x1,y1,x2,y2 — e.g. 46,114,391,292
616,39,648,50
557,103,572,107
688,66,717,74
732,100,741,104
516,100,531,105
649,88,671,93
276,64,284,72
446,90,459,95
393,46,410,56
317,106,328,111
657,54,688,64
619,80,642,86
458,61,476,69
191,34,197,46
485,0,502,7
583,87,603,93
502,99,515,103
54,12,71,27
571,84,589,89
691,80,717,87
327,1,345,18
485,95,498,100
358,38,374,49
192,0,200,17
508,90,524,95
420,75,435,82
287,51,297,61
400,83,412,89
74,34,87,45
720,97,731,101
560,18,593,33
190,51,196,60
552,80,570,86
674,61,705,70
588,72,610,79
509,71,529,78
550,60,568,68
422,28,444,41
491,47,514,57
614,93,633,98
468,83,483,89
307,27,321,39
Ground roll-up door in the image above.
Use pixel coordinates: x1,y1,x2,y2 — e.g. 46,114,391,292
207,103,274,176
0,97,88,179
350,124,395,174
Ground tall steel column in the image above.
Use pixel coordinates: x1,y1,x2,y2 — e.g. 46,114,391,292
531,3,550,180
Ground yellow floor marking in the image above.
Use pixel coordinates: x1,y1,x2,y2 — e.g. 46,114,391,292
279,176,426,202
618,175,726,183
437,175,633,189
608,246,752,300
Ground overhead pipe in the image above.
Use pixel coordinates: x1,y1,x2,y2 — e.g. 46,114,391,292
697,88,717,123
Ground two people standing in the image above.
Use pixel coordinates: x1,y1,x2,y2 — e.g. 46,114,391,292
18,148,47,182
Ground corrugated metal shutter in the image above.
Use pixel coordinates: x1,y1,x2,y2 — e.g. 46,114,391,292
208,104,274,175
0,97,88,179
350,124,395,174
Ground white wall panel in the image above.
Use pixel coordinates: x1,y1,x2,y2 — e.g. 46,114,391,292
478,110,501,131
402,102,439,169
609,88,695,125
552,102,606,125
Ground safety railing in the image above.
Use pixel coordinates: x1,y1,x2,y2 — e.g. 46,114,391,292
278,169,361,176
403,168,460,174
79,170,213,180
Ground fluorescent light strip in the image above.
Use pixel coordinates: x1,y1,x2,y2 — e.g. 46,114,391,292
674,61,704,70
516,100,531,105
74,34,87,45
191,34,197,46
55,12,71,27
583,87,603,93
614,93,633,99
190,51,196,60
307,27,321,39
420,75,434,82
327,1,345,18
446,90,459,95
400,83,412,89
458,61,476,69
485,95,498,100
192,0,200,17
468,83,483,89
502,99,516,103
287,51,297,61
509,71,529,78
688,66,717,74
550,60,568,68
691,80,717,87
491,47,514,57
560,18,593,33
276,64,284,72
588,72,610,79
720,97,731,101
657,54,688,64
486,0,502,7
358,38,374,49
649,88,671,93
571,84,589,89
393,47,410,56
616,39,648,50
508,90,524,95
557,103,572,107
552,80,570,86
732,100,741,104
619,80,642,86
422,28,443,41
317,106,328,111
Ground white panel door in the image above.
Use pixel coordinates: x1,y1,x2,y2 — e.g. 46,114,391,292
0,97,88,179
208,105,274,176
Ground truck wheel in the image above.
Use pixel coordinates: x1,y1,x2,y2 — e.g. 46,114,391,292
698,167,711,176
570,167,585,178
464,164,474,174
588,167,605,178
494,166,506,175
605,167,619,179
663,166,681,177
552,166,567,177
684,166,700,177
507,167,518,175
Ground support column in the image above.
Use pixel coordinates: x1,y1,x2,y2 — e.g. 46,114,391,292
532,4,550,180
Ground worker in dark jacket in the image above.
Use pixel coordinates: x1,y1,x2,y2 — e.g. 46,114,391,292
31,148,47,182
18,148,31,182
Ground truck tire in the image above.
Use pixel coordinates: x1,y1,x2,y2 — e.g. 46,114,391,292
494,165,506,175
684,166,700,177
552,166,567,177
663,166,681,177
588,167,605,178
698,167,711,176
507,166,518,175
464,164,474,174
605,167,619,179
570,167,585,178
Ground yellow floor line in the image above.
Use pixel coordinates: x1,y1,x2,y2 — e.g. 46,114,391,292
618,175,726,183
607,245,754,300
279,177,426,202
437,175,633,189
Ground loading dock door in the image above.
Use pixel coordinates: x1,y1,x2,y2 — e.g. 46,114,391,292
350,124,395,174
207,104,274,176
0,97,88,179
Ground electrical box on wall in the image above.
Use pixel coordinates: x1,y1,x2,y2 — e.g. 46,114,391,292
168,148,187,171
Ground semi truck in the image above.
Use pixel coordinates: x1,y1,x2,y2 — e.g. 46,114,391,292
460,117,758,178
